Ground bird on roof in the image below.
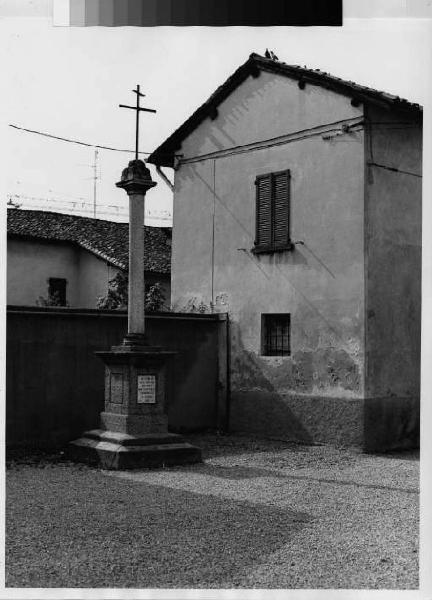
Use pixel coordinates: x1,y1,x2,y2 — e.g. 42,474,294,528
264,48,279,61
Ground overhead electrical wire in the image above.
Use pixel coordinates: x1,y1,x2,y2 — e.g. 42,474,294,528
8,123,175,221
8,123,181,159
9,123,152,155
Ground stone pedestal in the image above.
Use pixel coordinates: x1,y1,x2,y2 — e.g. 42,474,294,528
70,343,202,469
69,158,201,469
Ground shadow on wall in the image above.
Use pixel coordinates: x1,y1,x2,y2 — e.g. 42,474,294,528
228,322,313,444
363,396,419,453
228,322,419,451
182,165,352,350
191,73,289,159
228,322,364,447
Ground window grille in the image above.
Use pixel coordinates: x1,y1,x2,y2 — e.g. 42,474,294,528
262,313,291,356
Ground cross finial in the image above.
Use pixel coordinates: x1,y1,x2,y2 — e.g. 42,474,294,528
119,85,157,160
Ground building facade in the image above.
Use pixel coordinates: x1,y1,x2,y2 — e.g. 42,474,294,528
7,209,171,309
149,53,422,451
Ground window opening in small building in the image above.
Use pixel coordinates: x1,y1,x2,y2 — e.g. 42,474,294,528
262,313,291,356
48,278,67,306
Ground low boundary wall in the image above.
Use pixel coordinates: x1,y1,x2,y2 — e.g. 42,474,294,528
7,306,228,450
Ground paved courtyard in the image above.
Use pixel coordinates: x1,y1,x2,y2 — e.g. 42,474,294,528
6,434,419,589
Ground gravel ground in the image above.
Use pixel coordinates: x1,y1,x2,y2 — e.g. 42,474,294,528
6,433,419,589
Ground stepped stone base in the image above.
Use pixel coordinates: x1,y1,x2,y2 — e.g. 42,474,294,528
69,429,202,470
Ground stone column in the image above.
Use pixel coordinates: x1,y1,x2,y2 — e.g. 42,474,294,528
116,159,156,346
69,160,202,469
128,192,146,336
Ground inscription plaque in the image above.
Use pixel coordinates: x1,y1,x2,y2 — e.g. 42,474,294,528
137,374,156,404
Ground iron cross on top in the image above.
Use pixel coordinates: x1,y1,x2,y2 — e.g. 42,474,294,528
119,85,156,160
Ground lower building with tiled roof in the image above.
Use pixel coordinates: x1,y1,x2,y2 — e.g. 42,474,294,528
7,208,171,309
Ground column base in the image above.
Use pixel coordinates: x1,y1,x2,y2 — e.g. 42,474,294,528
69,429,202,470
111,333,162,353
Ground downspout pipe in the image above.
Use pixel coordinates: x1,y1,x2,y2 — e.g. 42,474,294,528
155,165,174,192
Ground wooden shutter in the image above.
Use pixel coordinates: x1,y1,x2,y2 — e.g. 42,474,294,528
255,174,272,248
273,170,290,248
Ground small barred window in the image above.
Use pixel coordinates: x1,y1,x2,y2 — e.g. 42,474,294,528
262,313,291,356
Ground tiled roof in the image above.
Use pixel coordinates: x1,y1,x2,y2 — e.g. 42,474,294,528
7,208,171,274
148,52,422,168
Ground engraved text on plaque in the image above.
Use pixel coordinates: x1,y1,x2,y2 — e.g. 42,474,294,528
137,374,156,404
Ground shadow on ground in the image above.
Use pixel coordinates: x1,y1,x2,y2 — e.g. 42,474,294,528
184,463,418,495
184,432,318,460
6,464,311,588
5,433,305,467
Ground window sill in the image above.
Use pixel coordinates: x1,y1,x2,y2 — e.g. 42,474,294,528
251,243,294,255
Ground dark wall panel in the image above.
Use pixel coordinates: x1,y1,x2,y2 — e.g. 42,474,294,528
7,307,226,449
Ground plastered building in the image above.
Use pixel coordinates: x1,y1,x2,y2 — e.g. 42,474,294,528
7,209,171,309
149,53,422,451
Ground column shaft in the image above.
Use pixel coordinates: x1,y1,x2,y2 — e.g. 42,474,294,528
128,193,145,335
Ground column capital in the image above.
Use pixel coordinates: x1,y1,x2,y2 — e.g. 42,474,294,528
116,159,157,196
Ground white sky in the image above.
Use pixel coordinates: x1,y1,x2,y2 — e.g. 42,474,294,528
0,17,430,225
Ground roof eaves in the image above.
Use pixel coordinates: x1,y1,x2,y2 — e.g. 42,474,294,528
76,240,127,270
7,209,171,275
148,52,422,168
147,55,256,167
8,231,127,270
246,54,422,114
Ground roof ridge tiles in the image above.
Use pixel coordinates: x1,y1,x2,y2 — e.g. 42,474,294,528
7,208,171,275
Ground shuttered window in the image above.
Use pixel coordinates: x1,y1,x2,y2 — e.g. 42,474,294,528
254,169,291,253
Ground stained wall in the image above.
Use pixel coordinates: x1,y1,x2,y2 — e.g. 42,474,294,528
364,105,422,450
172,71,367,445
